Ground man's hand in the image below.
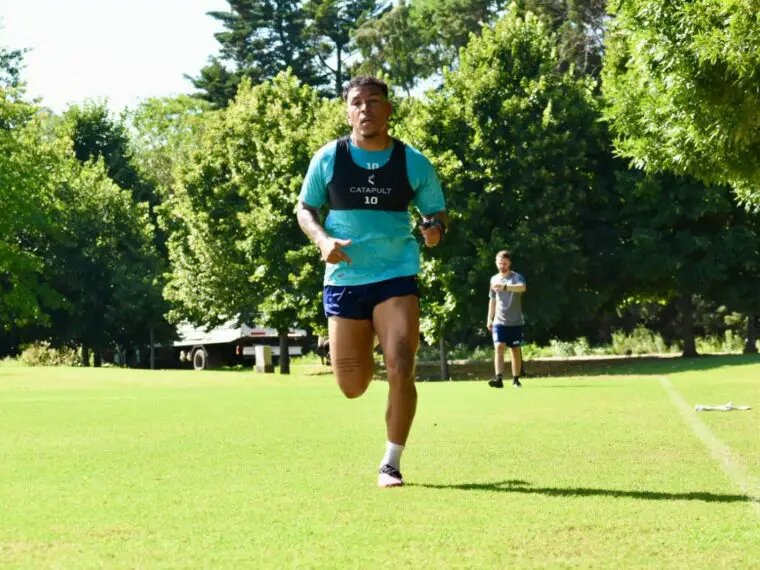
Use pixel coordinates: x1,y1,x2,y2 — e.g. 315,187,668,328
419,220,443,248
317,237,352,264
487,321,493,332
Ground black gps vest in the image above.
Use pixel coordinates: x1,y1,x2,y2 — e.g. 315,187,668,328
326,137,414,212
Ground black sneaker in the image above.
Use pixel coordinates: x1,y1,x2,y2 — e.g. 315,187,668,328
488,378,504,388
512,378,522,388
378,464,404,487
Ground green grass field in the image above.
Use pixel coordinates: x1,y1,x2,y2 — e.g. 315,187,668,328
1,356,759,569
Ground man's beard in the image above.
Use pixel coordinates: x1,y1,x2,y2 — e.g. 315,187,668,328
358,129,380,139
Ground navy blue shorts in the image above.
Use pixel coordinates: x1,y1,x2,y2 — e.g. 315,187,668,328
323,276,419,320
492,325,524,347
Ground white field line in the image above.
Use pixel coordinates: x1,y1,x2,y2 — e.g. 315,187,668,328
660,376,760,516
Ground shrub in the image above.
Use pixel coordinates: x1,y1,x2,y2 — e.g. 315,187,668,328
611,326,673,355
696,330,745,354
18,342,82,367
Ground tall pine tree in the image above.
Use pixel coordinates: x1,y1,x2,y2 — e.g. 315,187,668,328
303,0,386,97
190,0,325,107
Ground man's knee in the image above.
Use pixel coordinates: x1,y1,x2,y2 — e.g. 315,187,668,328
339,381,370,399
384,338,417,379
335,368,373,399
385,361,415,382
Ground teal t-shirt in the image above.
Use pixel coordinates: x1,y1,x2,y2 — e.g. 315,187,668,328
299,139,446,286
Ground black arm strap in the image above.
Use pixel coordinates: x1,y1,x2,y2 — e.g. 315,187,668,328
421,218,446,240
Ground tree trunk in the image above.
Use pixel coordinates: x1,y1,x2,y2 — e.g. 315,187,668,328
115,345,125,367
81,345,90,367
279,331,291,375
150,327,156,369
439,334,450,381
679,294,698,357
93,350,102,367
744,315,758,354
335,45,342,98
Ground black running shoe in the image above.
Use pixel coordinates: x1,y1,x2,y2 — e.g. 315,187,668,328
512,378,522,388
378,464,404,487
488,378,504,388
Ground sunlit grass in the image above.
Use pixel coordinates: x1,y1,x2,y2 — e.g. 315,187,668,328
1,358,758,569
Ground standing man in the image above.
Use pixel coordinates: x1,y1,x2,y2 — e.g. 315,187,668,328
296,76,448,488
486,250,527,388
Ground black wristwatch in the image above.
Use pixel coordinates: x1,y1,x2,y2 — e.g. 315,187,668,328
422,218,446,240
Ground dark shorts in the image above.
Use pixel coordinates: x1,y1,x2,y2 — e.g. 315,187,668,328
323,276,419,320
493,325,524,347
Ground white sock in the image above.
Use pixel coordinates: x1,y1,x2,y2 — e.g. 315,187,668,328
380,441,405,470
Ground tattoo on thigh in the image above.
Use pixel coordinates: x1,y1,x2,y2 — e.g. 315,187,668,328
334,357,361,373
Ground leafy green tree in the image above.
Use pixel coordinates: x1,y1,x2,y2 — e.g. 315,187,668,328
396,8,617,360
613,173,760,356
0,97,168,364
38,158,166,366
701,207,760,355
10,104,172,366
64,102,156,207
602,0,760,208
163,72,336,373
129,95,213,198
190,1,325,106
0,91,61,330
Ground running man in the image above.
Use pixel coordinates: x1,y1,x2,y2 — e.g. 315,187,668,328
486,250,527,388
296,76,448,487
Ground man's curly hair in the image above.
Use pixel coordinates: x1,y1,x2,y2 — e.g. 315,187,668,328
342,76,389,100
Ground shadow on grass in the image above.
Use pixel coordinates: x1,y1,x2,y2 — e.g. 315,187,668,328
414,353,760,381
408,479,756,505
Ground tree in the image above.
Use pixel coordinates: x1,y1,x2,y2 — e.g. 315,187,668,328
129,95,213,198
352,0,607,95
190,1,325,107
38,158,167,366
0,91,61,330
163,72,338,373
412,0,508,66
395,8,618,362
303,0,386,97
352,1,439,95
0,46,25,88
602,0,760,208
185,58,240,110
0,24,26,88
513,0,607,77
701,206,760,355
613,173,760,357
19,104,172,366
64,102,156,207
